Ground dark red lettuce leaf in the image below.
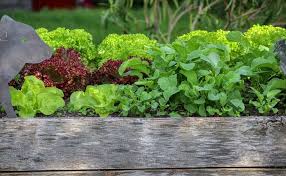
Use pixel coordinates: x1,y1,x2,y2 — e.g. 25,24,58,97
18,48,91,97
90,60,138,85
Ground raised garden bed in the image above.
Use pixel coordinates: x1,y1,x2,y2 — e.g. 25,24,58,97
1,16,286,175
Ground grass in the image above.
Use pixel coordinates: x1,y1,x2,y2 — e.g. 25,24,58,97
0,8,119,44
1,8,284,44
0,8,191,44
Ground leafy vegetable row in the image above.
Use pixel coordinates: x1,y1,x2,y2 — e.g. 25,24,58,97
7,25,286,118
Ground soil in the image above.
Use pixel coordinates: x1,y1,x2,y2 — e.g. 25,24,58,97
1,106,285,118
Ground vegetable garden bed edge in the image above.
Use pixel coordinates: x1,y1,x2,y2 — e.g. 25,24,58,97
1,116,286,173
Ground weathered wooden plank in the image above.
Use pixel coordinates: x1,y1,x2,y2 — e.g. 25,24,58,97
1,169,286,176
0,117,286,171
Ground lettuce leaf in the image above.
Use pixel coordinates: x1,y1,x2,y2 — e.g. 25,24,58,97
9,76,65,118
68,84,119,117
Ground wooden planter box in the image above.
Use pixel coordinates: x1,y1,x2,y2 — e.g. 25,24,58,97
0,117,286,175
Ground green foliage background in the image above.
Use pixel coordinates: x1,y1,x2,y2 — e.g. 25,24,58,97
1,0,285,44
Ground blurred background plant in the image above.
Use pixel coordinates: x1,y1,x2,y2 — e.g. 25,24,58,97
1,0,285,43
101,0,137,34
102,0,286,42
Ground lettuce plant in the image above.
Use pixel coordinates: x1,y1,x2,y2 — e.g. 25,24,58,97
21,48,91,97
68,84,119,117
36,27,97,66
245,25,286,50
174,30,243,58
68,83,165,117
97,34,157,66
9,76,65,118
90,59,138,85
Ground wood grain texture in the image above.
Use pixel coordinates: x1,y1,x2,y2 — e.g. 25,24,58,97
0,117,285,171
1,169,286,176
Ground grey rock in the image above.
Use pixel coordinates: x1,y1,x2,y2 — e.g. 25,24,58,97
0,15,51,118
275,39,286,75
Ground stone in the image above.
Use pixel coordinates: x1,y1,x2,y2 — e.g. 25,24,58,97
275,39,286,75
0,15,51,118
